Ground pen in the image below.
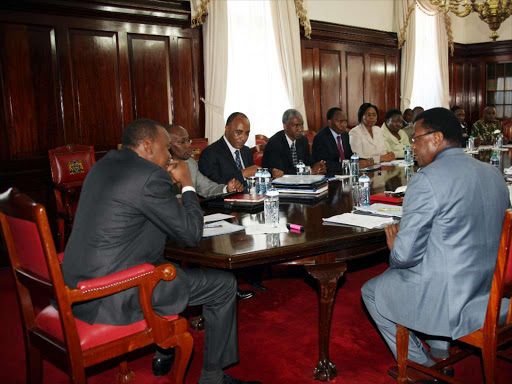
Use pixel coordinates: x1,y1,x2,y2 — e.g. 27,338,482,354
377,208,402,211
286,223,304,232
204,224,222,228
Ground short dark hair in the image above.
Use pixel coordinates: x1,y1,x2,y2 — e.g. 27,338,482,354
122,118,162,148
282,109,302,124
384,109,402,121
226,112,248,127
403,108,412,114
414,107,462,145
326,107,342,121
357,103,379,123
450,105,463,113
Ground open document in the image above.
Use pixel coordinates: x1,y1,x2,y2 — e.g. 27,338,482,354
355,203,403,218
323,213,393,229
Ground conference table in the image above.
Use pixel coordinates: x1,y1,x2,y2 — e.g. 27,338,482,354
164,147,511,382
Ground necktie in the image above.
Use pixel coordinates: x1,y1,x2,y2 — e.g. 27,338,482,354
235,150,243,171
337,135,345,161
291,141,298,166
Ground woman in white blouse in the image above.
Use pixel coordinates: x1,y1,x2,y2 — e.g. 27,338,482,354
381,109,410,158
349,103,395,163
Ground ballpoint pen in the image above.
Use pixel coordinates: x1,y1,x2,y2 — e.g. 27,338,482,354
377,207,402,211
204,223,223,228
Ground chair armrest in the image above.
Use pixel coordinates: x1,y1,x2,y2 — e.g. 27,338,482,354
68,263,177,303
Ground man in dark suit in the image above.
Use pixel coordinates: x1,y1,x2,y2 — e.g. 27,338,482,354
199,112,258,189
262,109,326,175
62,119,260,384
312,107,372,173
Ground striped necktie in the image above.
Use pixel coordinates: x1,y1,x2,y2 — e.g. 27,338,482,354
337,135,345,161
291,141,298,166
235,150,243,171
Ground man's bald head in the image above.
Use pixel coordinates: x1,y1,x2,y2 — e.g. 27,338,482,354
166,124,192,160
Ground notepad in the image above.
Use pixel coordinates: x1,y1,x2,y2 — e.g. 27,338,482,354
322,213,393,229
355,203,403,217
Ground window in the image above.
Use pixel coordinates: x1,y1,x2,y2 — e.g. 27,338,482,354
224,0,291,147
487,63,512,119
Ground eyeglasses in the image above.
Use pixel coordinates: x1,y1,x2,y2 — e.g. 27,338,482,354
172,139,192,145
363,113,377,118
411,131,434,144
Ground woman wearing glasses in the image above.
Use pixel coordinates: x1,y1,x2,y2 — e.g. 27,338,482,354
349,103,396,163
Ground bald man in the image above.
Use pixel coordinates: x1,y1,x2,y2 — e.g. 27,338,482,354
166,124,243,197
471,106,506,145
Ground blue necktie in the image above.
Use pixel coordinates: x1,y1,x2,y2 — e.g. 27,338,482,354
235,150,243,171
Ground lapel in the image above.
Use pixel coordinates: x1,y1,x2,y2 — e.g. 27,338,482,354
325,127,341,156
217,137,240,171
280,131,294,166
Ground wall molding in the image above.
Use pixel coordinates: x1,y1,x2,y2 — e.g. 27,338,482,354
453,40,512,60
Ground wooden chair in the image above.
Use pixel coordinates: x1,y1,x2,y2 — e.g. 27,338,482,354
48,144,96,252
0,187,193,384
303,130,315,144
190,138,209,160
395,209,512,384
255,134,269,146
502,118,512,142
251,144,266,167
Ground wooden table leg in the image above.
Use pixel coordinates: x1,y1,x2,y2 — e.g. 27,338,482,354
305,262,348,382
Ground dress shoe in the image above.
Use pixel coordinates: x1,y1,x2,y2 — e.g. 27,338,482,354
152,351,174,376
249,281,268,291
217,373,261,384
387,365,439,384
236,288,254,300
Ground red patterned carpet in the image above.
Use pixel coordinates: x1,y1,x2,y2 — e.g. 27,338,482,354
1,259,511,384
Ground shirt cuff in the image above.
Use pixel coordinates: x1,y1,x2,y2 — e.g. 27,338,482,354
181,186,196,194
223,185,228,193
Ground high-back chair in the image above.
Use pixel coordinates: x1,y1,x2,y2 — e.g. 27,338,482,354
0,187,193,384
255,134,269,146
303,130,315,144
190,138,209,160
251,144,266,167
395,209,512,384
502,118,512,142
48,144,96,251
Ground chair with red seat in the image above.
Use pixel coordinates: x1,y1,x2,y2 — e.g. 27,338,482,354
303,130,315,144
190,138,209,160
395,209,512,384
255,134,269,146
0,187,193,384
502,118,512,142
251,144,266,167
48,144,96,252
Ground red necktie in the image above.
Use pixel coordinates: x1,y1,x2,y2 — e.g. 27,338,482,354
337,135,345,161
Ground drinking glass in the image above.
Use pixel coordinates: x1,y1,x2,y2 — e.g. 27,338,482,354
342,160,351,176
351,182,362,207
303,166,312,175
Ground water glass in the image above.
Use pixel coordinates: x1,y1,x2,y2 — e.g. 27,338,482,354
351,182,362,207
342,160,351,176
303,166,312,175
247,177,257,195
264,188,280,227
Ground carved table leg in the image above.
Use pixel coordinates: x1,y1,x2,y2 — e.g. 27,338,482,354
305,262,348,382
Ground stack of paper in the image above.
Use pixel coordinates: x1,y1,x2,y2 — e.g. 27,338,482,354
355,203,403,217
245,223,288,235
322,213,393,229
202,220,245,238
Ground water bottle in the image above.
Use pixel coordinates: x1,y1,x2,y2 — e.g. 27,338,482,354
296,160,305,175
359,173,370,206
468,136,475,151
264,187,279,227
404,145,412,165
490,152,500,169
255,168,263,194
262,168,271,194
350,153,359,182
497,134,503,149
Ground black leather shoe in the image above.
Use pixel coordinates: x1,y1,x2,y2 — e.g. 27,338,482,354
152,351,174,377
249,281,268,291
236,287,254,300
221,373,261,384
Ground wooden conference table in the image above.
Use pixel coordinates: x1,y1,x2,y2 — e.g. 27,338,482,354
164,148,510,381
164,165,414,382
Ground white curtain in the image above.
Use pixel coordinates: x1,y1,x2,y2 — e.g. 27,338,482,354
269,0,309,130
396,0,416,112
224,0,291,147
195,0,229,142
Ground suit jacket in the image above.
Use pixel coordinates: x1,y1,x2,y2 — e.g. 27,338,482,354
186,157,225,198
62,147,203,325
312,126,353,173
262,130,313,174
198,136,254,187
375,147,509,339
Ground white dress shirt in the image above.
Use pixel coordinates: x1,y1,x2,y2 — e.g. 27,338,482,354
223,135,246,169
349,123,387,163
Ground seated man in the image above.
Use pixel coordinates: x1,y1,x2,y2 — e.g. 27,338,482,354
62,118,260,384
451,105,469,147
361,108,509,383
199,112,258,189
402,106,424,141
402,108,413,127
471,105,506,145
167,124,243,197
262,109,326,176
312,107,372,173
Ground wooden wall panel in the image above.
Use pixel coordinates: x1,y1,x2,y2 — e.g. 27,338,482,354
0,24,62,159
129,34,172,125
301,21,400,132
346,53,365,127
69,30,122,150
319,50,342,128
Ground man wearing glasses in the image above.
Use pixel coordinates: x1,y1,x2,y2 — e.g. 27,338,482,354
361,108,509,382
166,124,243,198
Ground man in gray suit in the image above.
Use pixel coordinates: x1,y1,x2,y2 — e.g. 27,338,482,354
361,108,510,382
166,124,243,198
